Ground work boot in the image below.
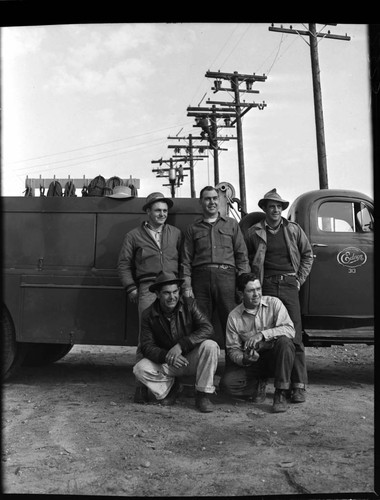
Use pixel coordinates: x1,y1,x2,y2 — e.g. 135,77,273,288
251,379,267,403
133,384,149,404
195,391,214,413
291,388,306,403
160,379,181,406
272,389,288,413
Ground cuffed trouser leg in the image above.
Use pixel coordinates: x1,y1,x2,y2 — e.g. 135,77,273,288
270,336,295,390
263,277,308,388
133,340,220,400
193,340,220,393
291,343,308,389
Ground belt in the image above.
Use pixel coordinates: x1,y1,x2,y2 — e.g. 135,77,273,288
264,273,296,281
194,264,235,270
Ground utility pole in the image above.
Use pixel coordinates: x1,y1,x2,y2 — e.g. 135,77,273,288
151,157,191,197
268,23,351,189
204,71,267,213
187,105,235,186
167,134,208,197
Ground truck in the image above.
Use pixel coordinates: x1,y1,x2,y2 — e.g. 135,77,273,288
2,181,374,380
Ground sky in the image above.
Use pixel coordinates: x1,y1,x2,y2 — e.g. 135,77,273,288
1,23,374,214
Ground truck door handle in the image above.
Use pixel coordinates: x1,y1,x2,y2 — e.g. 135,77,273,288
312,243,328,247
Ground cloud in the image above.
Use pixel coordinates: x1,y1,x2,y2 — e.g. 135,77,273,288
2,26,46,59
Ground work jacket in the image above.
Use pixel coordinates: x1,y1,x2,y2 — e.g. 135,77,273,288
140,296,215,364
246,218,313,285
181,215,250,288
118,223,182,294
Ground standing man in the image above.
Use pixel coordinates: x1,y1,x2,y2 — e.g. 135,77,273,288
118,192,182,402
221,272,296,413
245,188,313,404
181,185,250,351
133,271,220,413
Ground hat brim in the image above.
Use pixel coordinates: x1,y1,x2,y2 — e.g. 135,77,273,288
107,193,132,198
143,198,173,211
149,278,184,293
258,199,289,210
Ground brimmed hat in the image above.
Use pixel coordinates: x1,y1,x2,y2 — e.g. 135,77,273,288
107,185,132,198
142,192,173,211
258,188,289,210
149,271,184,293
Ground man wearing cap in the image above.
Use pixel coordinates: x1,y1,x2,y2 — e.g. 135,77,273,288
133,271,220,413
245,188,313,405
118,192,182,402
181,185,250,352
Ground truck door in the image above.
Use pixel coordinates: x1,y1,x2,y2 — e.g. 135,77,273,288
307,196,374,318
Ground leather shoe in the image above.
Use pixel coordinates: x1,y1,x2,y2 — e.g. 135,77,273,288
251,379,267,403
195,391,214,413
160,379,181,406
272,389,288,413
291,388,306,403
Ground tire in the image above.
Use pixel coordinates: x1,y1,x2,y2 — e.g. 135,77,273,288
239,211,265,238
2,305,28,381
22,343,74,367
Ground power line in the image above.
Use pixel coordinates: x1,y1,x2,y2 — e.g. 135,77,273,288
7,122,192,165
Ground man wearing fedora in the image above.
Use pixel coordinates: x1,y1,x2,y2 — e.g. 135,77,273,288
133,271,220,413
245,188,313,406
118,192,182,402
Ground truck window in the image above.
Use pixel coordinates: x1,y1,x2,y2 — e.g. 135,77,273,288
317,201,374,233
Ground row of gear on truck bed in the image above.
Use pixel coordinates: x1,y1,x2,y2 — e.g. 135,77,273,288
23,175,139,197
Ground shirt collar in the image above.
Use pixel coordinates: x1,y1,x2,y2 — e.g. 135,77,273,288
240,297,268,315
264,218,283,231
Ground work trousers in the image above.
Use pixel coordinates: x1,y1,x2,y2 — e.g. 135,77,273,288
133,340,220,400
192,266,237,349
221,336,295,397
135,281,156,363
262,275,308,389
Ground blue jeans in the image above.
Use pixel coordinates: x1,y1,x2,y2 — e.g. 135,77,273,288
262,275,308,388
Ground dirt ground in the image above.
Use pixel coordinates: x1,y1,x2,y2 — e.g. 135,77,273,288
2,343,376,497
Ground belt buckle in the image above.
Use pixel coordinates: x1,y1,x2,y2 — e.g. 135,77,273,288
220,264,229,270
279,275,284,280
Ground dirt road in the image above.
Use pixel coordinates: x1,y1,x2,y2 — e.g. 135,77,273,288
2,343,376,497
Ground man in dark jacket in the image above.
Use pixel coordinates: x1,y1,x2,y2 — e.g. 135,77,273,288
133,271,220,413
118,192,182,402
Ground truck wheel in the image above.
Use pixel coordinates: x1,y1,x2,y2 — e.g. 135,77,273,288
239,211,265,238
22,343,74,367
2,305,27,381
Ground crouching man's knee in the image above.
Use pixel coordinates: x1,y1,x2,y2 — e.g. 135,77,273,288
199,339,220,356
133,358,148,382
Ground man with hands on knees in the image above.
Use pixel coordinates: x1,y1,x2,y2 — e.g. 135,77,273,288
220,271,296,413
133,271,220,413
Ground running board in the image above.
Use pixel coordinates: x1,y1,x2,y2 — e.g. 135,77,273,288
303,327,374,346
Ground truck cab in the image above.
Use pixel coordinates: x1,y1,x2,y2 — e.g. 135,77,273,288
240,189,374,346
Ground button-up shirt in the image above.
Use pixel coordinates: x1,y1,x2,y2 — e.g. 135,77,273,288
225,297,295,366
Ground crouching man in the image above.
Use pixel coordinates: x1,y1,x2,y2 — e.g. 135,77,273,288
133,271,220,413
220,272,296,413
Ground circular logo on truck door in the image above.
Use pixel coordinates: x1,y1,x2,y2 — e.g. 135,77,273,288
337,247,367,268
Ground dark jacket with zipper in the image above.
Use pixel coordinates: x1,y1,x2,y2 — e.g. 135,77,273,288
117,222,182,294
140,296,215,364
